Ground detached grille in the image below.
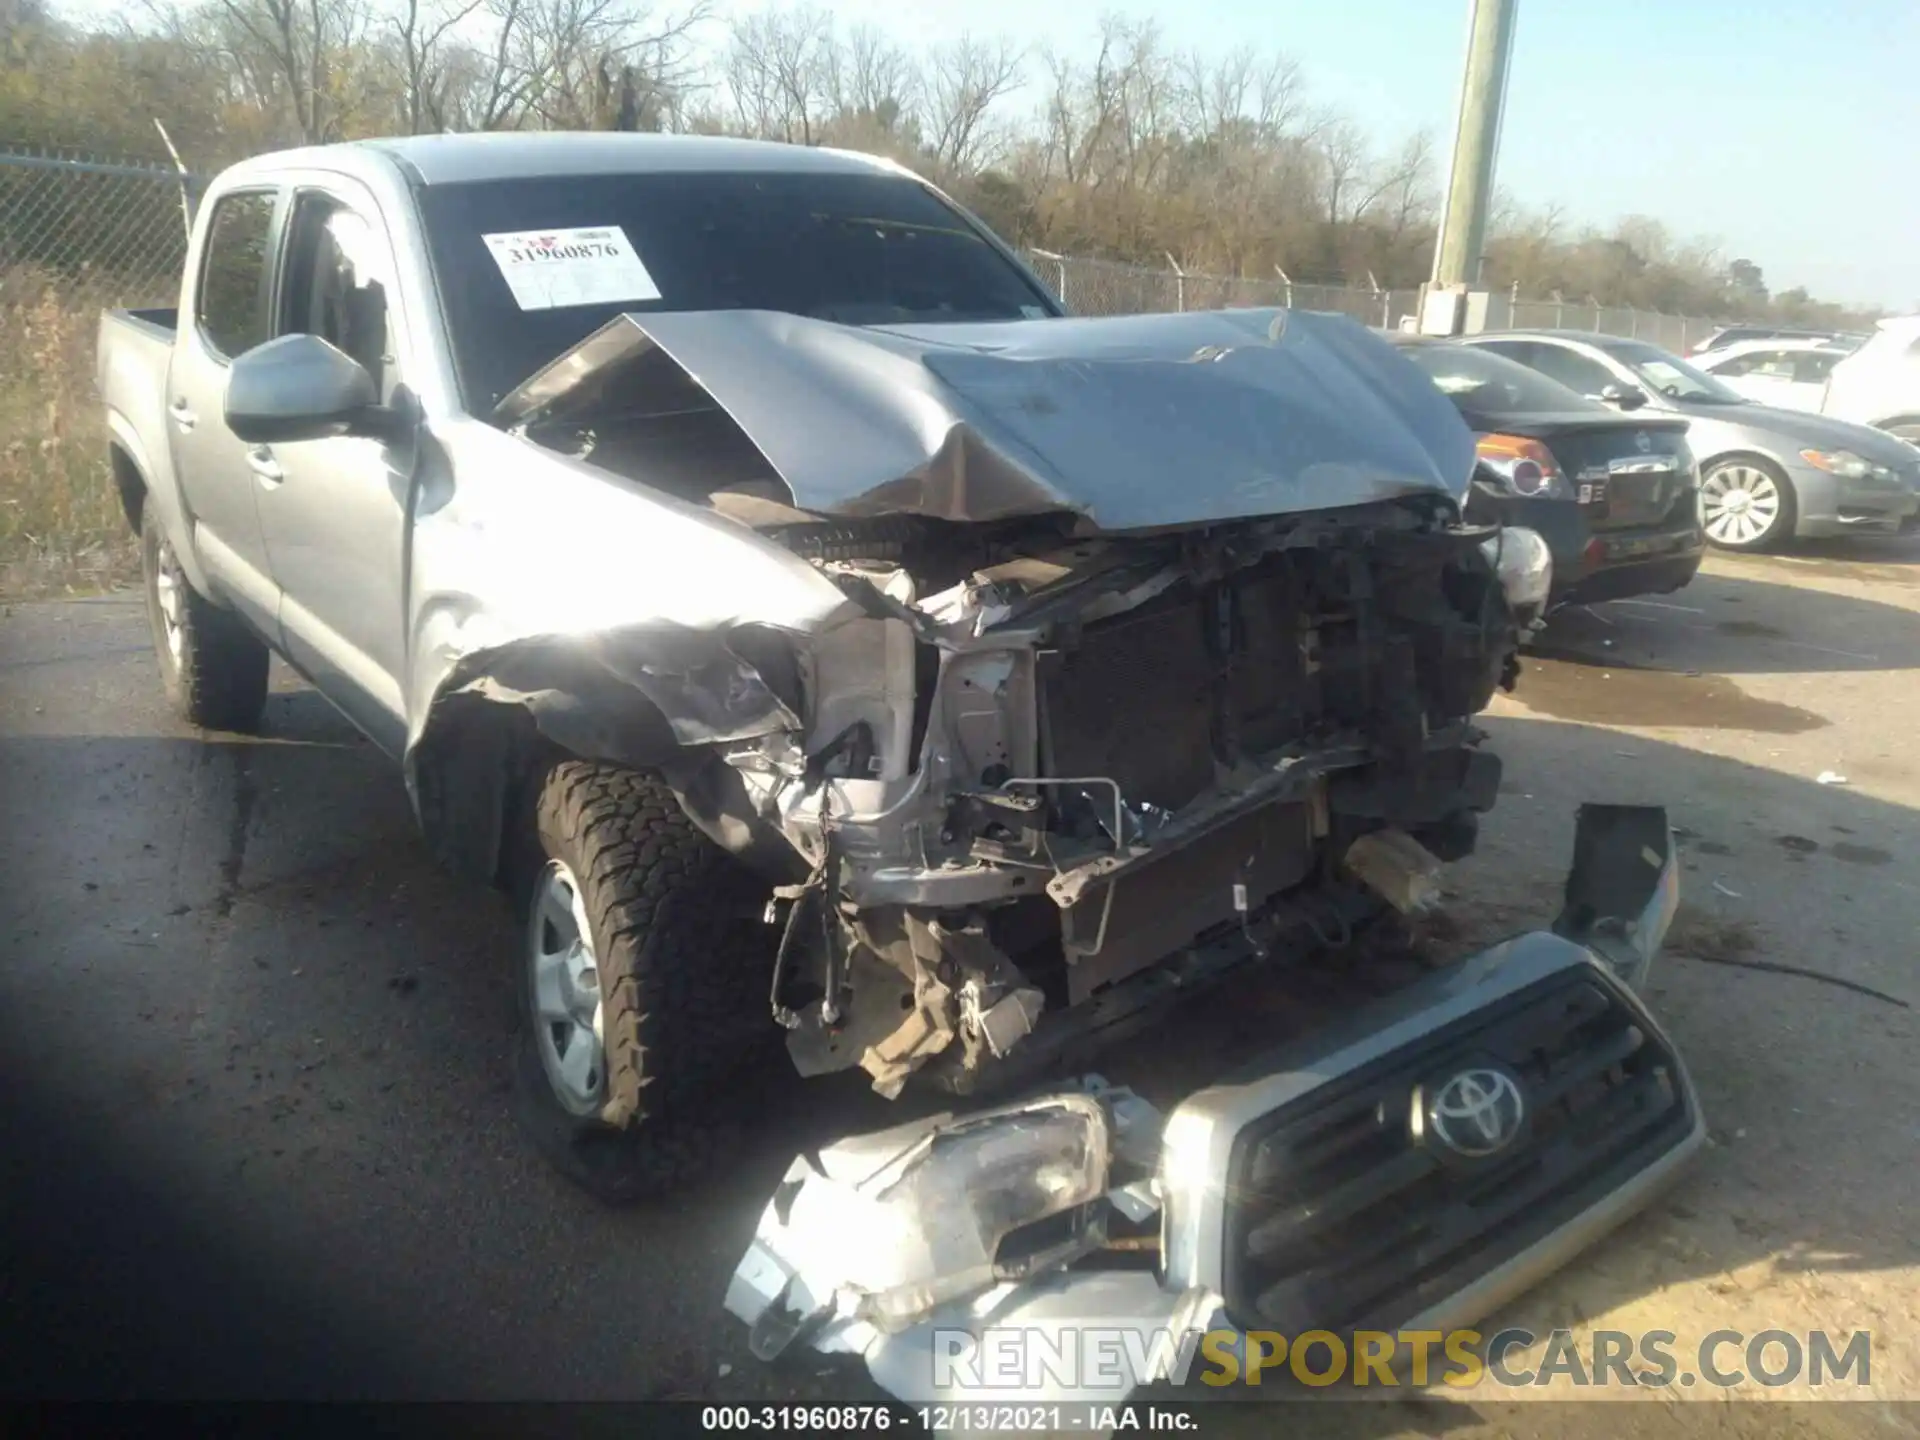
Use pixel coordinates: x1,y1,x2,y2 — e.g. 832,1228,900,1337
1220,968,1695,1335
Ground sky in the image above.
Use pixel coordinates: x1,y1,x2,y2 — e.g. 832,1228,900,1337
58,0,1920,307
699,0,1920,310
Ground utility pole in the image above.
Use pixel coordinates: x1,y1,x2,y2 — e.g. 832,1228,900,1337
1430,0,1519,289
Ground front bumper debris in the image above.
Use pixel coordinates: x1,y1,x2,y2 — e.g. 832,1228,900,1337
726,806,1703,1416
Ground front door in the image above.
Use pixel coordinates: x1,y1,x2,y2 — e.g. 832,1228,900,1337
254,181,415,756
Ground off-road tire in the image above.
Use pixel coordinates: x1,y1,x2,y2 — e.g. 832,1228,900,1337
140,506,270,732
509,760,777,1203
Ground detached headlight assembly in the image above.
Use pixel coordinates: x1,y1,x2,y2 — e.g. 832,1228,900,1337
1800,448,1877,480
732,1091,1114,1350
1481,525,1554,613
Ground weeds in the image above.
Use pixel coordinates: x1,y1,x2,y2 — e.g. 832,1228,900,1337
0,264,143,591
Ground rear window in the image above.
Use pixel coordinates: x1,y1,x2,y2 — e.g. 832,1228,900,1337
416,170,1058,411
196,190,276,359
1396,342,1603,415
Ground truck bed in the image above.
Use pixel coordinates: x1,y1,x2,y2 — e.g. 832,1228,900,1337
110,307,179,340
96,306,182,532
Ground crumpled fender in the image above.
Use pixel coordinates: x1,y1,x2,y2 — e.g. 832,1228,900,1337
394,427,864,883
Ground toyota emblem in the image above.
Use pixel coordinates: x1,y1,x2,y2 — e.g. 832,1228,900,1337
1424,1067,1527,1158
1634,431,1652,453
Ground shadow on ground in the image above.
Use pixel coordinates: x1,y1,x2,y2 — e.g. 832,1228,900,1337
0,680,1913,1428
1535,564,1920,680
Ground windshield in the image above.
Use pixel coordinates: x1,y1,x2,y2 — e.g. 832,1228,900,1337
1605,339,1747,404
415,171,1060,410
1396,341,1603,415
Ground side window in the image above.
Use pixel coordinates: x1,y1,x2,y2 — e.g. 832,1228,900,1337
195,191,276,359
1795,353,1840,384
1527,344,1617,396
1709,352,1757,377
1475,340,1537,366
1747,350,1800,380
280,193,398,401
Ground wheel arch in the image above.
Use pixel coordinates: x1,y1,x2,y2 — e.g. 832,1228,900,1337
1700,448,1793,484
404,637,806,893
107,414,218,599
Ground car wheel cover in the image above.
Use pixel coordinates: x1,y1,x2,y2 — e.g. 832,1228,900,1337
1701,465,1782,546
153,537,185,669
527,860,606,1116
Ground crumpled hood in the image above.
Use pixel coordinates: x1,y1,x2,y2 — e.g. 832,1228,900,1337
497,307,1477,531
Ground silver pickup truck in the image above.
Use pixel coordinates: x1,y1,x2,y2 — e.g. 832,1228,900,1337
99,135,1700,1367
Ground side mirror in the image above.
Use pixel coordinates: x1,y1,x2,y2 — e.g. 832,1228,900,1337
1599,383,1649,412
224,333,378,445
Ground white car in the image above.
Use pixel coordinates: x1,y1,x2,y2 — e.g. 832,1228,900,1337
1822,316,1920,446
1693,338,1852,415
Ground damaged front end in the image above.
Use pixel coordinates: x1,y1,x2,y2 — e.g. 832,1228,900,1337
420,305,1556,1105
727,807,1704,1411
739,508,1531,1100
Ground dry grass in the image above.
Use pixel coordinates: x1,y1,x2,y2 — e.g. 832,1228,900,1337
0,265,140,593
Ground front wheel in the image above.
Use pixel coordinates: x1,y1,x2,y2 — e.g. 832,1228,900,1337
508,760,776,1203
140,506,270,731
1699,457,1795,550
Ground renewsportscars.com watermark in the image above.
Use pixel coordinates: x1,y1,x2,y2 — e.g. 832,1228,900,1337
931,1326,1874,1392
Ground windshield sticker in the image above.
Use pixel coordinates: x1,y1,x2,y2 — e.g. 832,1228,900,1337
481,226,661,311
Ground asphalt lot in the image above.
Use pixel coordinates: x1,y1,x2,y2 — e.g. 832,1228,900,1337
2,541,1918,1436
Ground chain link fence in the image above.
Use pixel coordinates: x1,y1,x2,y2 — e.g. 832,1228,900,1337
1027,248,1721,351
0,153,199,569
0,147,1738,571
1025,251,1426,332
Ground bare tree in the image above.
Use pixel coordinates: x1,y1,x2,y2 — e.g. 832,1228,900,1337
196,0,375,143
393,0,483,133
840,23,917,120
725,5,836,144
1314,115,1372,228
1359,127,1435,241
466,0,709,131
923,35,1022,174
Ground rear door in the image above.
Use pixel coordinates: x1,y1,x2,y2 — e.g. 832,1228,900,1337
168,186,285,638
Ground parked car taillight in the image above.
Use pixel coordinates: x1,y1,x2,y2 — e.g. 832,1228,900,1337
1475,433,1573,500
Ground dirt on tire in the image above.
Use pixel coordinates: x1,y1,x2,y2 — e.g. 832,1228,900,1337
510,759,779,1203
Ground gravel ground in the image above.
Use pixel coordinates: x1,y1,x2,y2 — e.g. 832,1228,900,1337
1,541,1916,1438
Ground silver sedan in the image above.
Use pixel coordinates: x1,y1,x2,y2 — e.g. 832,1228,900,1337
1459,330,1920,549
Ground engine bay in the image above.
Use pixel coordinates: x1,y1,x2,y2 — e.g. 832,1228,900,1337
719,503,1524,1097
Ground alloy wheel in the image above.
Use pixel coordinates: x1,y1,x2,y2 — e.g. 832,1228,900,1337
1700,465,1783,547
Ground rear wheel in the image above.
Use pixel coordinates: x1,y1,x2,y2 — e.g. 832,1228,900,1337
140,507,270,731
1699,457,1794,550
508,760,777,1203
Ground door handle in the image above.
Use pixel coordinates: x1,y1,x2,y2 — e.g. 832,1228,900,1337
246,446,284,485
168,398,197,433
